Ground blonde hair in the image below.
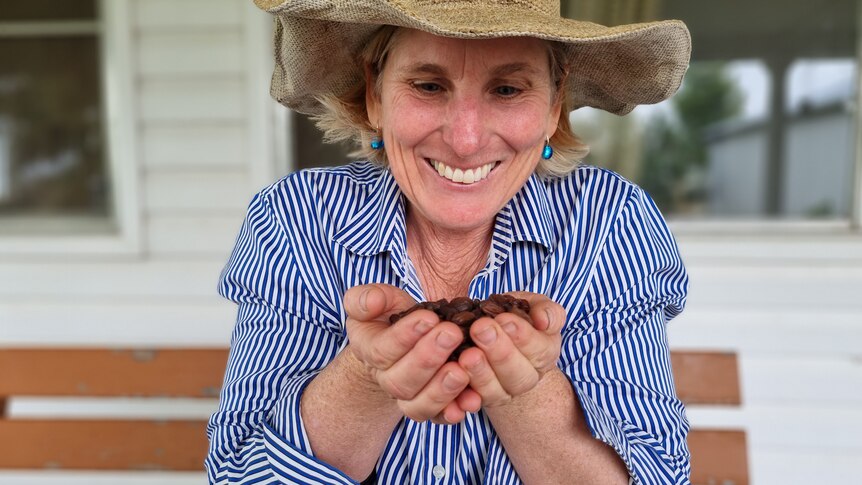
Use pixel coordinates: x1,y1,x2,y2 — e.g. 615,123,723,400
313,26,589,177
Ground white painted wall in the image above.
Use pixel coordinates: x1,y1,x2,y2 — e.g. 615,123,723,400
1,1,860,485
0,1,276,483
668,232,862,484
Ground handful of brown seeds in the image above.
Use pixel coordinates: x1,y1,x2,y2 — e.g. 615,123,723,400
388,293,532,361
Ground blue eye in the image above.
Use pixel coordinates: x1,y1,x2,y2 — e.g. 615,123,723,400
415,82,442,93
495,86,520,96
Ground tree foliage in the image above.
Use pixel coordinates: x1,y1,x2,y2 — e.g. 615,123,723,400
639,63,743,214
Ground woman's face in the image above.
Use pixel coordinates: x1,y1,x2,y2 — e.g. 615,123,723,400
367,29,561,234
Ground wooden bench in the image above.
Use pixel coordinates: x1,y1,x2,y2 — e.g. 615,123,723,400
0,349,748,483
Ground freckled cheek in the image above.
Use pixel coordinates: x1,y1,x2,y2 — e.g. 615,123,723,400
386,103,441,148
492,103,551,146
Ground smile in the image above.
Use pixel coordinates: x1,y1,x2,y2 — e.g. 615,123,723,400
428,159,498,184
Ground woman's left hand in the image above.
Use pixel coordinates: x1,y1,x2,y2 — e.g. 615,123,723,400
454,292,566,410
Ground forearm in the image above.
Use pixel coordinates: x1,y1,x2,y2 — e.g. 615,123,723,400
301,346,402,480
485,369,630,485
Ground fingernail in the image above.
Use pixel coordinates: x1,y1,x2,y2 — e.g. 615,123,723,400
436,330,458,348
465,356,484,372
359,289,369,311
501,321,517,336
443,372,463,391
544,309,555,331
415,320,434,334
475,326,497,345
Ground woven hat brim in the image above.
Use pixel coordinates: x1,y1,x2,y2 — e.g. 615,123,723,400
260,1,691,116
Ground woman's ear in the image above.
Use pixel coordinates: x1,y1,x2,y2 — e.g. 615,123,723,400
364,63,380,127
546,99,562,138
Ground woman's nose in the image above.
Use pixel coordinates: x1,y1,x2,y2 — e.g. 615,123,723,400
443,96,486,158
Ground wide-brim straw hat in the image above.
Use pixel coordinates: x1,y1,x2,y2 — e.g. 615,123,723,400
254,0,691,116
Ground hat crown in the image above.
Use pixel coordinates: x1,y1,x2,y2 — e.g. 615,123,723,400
410,0,559,16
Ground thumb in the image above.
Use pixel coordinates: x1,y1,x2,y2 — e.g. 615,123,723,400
344,283,414,322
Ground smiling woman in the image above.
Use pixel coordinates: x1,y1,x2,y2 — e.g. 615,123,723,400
372,32,559,234
208,1,692,484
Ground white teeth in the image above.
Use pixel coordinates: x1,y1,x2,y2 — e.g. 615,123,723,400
429,159,496,185
463,168,475,183
452,168,464,183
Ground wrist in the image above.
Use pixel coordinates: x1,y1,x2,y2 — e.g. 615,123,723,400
486,367,565,415
341,344,396,402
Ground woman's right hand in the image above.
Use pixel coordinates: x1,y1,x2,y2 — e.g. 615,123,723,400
343,284,477,424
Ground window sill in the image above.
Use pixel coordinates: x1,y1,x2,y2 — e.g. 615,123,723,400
670,220,862,263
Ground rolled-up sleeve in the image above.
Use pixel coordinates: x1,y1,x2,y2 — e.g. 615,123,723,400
562,187,691,484
205,191,356,485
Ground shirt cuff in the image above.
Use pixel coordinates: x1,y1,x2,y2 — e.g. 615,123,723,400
263,371,358,485
573,384,690,485
572,384,638,482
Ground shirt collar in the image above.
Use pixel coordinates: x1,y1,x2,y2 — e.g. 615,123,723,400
488,173,554,267
332,168,406,257
332,168,554,258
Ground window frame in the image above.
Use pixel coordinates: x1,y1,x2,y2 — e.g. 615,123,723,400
0,0,141,257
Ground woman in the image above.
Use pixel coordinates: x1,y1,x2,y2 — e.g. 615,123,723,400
207,1,692,484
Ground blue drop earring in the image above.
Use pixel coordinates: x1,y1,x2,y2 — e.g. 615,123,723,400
370,124,384,150
542,137,553,160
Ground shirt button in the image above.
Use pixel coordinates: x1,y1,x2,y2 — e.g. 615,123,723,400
432,465,446,479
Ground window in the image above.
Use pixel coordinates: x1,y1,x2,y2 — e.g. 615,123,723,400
1,0,109,235
566,0,860,222
0,0,139,250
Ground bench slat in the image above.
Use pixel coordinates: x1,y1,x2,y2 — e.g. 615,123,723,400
1,349,740,405
0,349,227,398
0,419,208,470
0,348,748,481
689,429,749,485
0,419,747,479
671,351,741,405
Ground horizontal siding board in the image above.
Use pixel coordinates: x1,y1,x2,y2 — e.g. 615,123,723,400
138,31,243,76
0,262,223,299
147,215,242,257
133,0,242,30
143,169,251,212
752,448,858,484
139,78,245,122
668,309,862,355
141,123,246,168
0,301,234,347
684,264,862,309
739,355,862,406
687,405,862,450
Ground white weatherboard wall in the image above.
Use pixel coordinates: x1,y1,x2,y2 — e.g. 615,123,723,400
669,232,862,484
1,2,861,485
0,0,275,484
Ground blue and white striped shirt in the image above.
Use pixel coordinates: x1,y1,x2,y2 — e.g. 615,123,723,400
207,161,690,484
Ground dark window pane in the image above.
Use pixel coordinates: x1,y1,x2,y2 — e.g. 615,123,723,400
0,0,96,21
0,35,108,217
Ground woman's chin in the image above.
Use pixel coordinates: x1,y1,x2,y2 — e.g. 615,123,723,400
414,205,497,234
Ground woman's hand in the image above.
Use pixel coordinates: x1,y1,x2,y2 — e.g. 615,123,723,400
456,292,566,409
343,284,475,424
